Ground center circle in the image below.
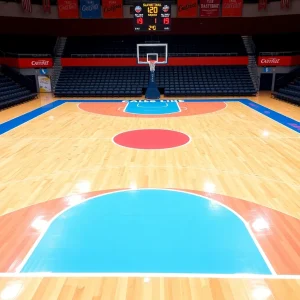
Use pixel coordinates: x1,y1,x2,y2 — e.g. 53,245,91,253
113,129,191,149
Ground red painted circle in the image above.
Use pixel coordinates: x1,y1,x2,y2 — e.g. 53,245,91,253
113,129,190,149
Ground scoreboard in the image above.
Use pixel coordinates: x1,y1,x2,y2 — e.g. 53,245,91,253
134,3,171,32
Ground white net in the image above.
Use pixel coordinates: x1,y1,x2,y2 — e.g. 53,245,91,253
148,60,156,72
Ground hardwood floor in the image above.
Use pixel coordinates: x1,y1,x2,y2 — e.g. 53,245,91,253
0,277,299,300
0,92,299,299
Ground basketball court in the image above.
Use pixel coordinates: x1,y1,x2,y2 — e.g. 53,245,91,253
0,45,299,299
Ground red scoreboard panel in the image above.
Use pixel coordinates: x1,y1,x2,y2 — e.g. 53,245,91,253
134,3,171,31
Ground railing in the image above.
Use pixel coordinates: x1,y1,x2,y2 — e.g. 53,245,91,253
2,52,52,58
53,37,61,57
259,51,300,56
248,37,256,55
244,37,259,91
70,52,239,58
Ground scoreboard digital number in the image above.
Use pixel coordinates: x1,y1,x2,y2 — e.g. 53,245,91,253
134,3,171,32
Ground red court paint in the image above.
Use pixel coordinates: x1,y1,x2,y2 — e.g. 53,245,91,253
1,188,300,273
113,129,190,149
78,102,227,118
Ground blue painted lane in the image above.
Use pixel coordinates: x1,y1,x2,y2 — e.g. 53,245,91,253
241,99,300,133
0,101,65,135
125,101,180,115
21,189,271,274
1,99,298,134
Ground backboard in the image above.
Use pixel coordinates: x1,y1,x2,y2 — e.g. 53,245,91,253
136,43,168,65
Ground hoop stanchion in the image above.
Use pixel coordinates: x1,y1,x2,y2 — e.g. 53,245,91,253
146,60,160,99
137,43,168,100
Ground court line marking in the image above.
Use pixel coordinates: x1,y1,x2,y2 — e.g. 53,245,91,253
111,129,192,150
2,99,298,133
262,98,300,122
16,188,276,275
240,100,300,134
78,101,228,117
124,102,182,115
76,102,126,115
2,273,300,279
123,101,129,113
137,103,168,108
170,189,276,276
0,101,65,135
180,102,228,116
77,101,182,117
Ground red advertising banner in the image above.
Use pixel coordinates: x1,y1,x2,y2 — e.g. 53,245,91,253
200,0,220,17
61,56,248,67
57,0,79,19
177,0,198,17
0,57,19,68
222,0,243,17
18,58,53,68
102,0,123,18
0,58,53,68
258,56,300,66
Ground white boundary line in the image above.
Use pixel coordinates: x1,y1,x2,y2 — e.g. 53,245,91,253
250,98,300,122
76,102,119,115
2,273,300,279
76,100,229,118
187,102,228,116
111,129,192,150
15,188,276,276
77,101,181,117
137,103,168,108
123,101,129,113
124,102,181,115
241,101,300,135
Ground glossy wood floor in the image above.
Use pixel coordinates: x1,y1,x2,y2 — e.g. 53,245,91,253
0,92,299,299
0,277,300,300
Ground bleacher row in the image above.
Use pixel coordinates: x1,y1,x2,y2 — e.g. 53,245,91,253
55,66,256,97
0,75,36,110
272,77,300,105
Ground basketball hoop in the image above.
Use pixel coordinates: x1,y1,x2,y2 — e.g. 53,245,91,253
148,60,156,72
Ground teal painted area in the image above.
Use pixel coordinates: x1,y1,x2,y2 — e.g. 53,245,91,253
21,189,271,274
125,101,180,115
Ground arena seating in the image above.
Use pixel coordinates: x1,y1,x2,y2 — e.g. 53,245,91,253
63,35,247,57
0,75,37,110
55,66,256,97
55,67,144,97
272,77,300,105
163,66,255,96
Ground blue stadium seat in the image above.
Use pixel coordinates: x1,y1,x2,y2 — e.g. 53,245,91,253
55,66,256,98
0,75,37,110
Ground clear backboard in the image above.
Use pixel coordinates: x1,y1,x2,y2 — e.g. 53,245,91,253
136,43,168,65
